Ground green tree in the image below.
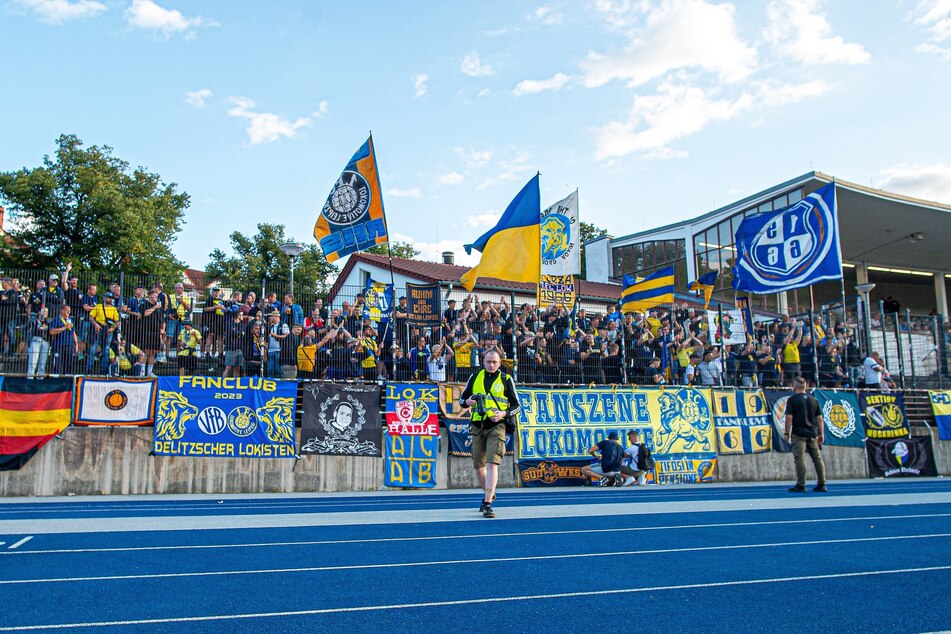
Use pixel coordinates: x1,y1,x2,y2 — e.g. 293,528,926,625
365,241,420,259
206,223,338,296
0,134,187,280
580,221,609,279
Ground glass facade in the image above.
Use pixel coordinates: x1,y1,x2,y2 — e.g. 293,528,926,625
692,187,804,311
612,239,688,291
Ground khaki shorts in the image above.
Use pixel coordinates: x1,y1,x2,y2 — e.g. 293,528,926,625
471,422,506,469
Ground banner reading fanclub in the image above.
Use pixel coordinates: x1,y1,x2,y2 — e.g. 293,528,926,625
517,386,717,485
152,376,297,459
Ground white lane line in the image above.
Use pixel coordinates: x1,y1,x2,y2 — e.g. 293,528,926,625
1,564,949,631
4,491,951,535
3,512,949,557
8,537,32,550
1,533,948,586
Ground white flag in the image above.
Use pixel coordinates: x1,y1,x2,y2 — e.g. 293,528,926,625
540,190,580,276
73,378,157,426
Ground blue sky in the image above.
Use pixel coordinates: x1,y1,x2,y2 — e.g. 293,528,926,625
2,0,950,272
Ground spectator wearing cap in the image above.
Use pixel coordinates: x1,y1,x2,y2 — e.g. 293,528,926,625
87,291,120,374
42,268,67,314
581,431,625,486
203,287,226,358
177,320,201,376
620,430,652,486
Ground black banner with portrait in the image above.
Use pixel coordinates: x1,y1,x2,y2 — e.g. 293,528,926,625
300,383,382,456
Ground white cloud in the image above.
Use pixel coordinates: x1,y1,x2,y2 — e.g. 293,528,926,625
764,0,870,65
592,0,640,29
593,81,754,160
184,88,212,108
227,96,312,145
453,147,493,169
388,187,422,198
476,178,497,190
461,51,495,77
438,172,465,185
911,0,951,60
532,6,563,25
582,0,758,88
757,79,831,107
9,0,105,24
414,74,428,98
313,100,329,117
513,72,572,96
484,26,510,37
877,163,951,202
124,0,209,39
465,212,503,228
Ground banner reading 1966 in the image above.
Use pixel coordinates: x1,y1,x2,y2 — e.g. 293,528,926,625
152,377,298,458
517,387,717,484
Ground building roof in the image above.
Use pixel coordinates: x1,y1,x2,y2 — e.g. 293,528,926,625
329,252,623,301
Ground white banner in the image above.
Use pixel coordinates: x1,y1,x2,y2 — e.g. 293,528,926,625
540,190,580,276
73,378,157,426
707,310,747,346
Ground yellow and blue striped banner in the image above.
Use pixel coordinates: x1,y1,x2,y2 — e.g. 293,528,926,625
712,389,771,454
929,390,951,440
622,266,674,313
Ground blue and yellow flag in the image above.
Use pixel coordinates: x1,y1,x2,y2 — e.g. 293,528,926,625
314,135,388,262
460,174,540,291
929,391,951,440
621,266,674,313
689,271,718,309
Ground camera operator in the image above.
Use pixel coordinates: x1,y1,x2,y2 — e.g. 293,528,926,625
459,349,520,519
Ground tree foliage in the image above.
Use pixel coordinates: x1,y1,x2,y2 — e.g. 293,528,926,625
205,223,338,296
580,221,609,279
0,134,187,281
365,240,420,259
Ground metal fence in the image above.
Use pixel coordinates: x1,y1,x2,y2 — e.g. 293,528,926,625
3,266,950,389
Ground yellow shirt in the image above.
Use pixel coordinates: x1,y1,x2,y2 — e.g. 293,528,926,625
178,328,202,354
646,317,661,337
783,342,801,364
89,304,120,326
360,337,378,369
454,341,475,368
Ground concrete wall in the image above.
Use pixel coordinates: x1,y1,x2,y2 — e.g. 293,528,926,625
2,427,946,497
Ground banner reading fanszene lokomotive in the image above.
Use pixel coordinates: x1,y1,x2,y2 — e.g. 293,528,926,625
152,377,297,458
517,387,717,484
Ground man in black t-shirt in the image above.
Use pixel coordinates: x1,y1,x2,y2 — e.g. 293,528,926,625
581,431,625,486
783,377,827,492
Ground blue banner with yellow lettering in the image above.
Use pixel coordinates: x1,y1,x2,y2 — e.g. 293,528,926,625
712,389,771,454
152,377,297,459
517,387,717,484
859,391,910,440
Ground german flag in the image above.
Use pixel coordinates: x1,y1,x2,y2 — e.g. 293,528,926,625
0,377,72,471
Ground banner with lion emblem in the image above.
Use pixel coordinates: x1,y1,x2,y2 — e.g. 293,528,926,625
812,390,865,447
516,387,717,484
300,383,382,456
152,377,297,458
859,392,910,440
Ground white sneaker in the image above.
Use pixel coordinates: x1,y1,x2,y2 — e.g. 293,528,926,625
156,353,166,363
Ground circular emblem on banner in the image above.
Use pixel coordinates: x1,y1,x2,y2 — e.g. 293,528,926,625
197,406,228,435
541,213,571,260
227,406,258,437
322,171,371,225
103,389,128,411
822,401,856,439
741,194,835,289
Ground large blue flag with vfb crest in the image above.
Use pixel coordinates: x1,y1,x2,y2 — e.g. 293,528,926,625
732,183,842,294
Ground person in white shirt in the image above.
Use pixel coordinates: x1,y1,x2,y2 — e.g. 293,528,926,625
620,429,651,486
426,342,454,382
863,351,884,389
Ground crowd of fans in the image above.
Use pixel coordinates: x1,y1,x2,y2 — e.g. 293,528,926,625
1,267,943,389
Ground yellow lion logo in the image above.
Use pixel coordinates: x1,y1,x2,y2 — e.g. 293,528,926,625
257,396,295,444
154,390,198,441
541,216,569,258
